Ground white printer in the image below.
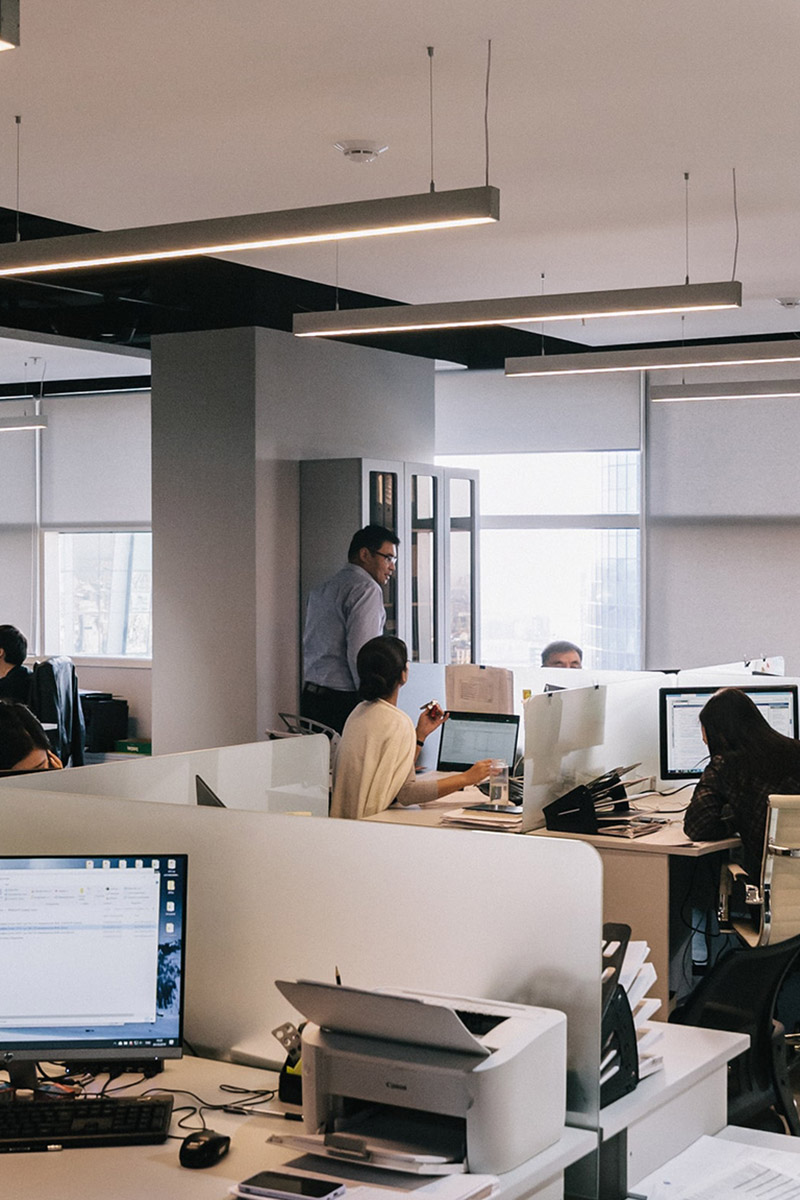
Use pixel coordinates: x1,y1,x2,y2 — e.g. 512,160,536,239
274,979,567,1176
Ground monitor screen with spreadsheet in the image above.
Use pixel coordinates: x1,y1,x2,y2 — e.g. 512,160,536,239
0,854,187,1088
659,685,799,781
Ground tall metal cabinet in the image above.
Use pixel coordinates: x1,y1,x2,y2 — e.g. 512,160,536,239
300,458,480,666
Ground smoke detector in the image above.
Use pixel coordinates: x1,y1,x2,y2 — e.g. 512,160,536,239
776,298,800,308
334,140,388,164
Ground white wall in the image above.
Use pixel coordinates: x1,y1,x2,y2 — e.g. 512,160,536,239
151,326,434,751
253,328,434,740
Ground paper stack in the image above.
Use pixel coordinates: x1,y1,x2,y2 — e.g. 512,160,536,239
619,940,663,1080
439,807,523,832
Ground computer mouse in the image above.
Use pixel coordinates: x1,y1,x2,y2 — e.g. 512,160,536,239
179,1128,231,1168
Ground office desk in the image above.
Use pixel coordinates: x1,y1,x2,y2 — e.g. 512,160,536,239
533,825,739,1012
1,1056,596,1200
598,1022,747,1195
367,804,737,1013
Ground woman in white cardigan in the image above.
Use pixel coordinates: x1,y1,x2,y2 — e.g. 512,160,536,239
330,636,491,820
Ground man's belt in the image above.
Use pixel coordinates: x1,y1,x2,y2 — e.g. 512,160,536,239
303,682,354,696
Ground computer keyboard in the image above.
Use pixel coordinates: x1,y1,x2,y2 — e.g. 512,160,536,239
0,1093,174,1151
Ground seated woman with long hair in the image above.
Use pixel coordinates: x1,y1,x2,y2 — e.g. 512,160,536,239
0,700,63,773
330,636,491,820
683,687,800,876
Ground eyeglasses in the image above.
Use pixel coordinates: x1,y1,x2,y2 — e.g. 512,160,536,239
373,551,397,565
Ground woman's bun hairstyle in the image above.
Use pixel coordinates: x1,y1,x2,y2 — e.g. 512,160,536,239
356,636,408,702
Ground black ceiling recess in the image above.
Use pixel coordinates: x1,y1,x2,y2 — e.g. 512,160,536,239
0,207,795,372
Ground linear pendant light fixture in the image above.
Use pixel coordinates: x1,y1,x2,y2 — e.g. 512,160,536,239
0,187,499,277
651,379,800,402
505,338,800,378
0,0,19,51
0,413,47,432
293,280,742,338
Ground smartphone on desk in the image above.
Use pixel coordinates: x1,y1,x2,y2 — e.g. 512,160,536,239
237,1171,347,1200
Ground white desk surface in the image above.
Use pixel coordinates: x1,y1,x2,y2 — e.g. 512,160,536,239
598,1023,748,1142
0,1056,595,1200
531,822,739,858
632,1124,800,1196
367,801,739,859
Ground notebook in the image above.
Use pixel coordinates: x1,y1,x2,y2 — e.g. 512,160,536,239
436,712,520,772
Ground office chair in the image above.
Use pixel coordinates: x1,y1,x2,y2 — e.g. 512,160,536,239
29,657,85,767
719,795,800,947
672,932,800,1134
266,713,341,769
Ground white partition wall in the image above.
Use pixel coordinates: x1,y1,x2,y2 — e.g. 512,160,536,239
523,675,668,829
0,737,329,816
0,791,602,1132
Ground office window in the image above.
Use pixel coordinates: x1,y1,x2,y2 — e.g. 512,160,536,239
436,452,641,675
43,531,152,658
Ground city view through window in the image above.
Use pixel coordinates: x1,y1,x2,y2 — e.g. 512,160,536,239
437,452,641,684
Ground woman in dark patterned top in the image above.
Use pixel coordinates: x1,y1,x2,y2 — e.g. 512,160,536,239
683,687,800,877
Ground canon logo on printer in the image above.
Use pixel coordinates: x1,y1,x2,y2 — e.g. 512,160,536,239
385,1081,408,1090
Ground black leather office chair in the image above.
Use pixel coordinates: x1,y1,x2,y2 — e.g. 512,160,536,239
671,932,800,1134
29,657,85,767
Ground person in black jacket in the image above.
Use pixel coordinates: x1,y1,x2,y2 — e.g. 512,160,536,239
0,625,32,703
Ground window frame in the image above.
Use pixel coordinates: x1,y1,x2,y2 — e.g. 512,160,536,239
40,524,153,664
437,450,645,671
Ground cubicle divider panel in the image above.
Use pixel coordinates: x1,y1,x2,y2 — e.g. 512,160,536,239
523,674,667,830
0,736,330,815
0,791,601,1130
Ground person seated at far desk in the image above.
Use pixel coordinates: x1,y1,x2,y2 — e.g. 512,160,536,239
684,687,800,878
541,640,582,669
0,700,63,773
0,624,32,702
330,636,491,820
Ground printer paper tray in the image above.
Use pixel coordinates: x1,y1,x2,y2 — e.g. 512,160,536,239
268,1130,467,1175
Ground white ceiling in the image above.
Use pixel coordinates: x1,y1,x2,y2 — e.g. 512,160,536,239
0,0,799,372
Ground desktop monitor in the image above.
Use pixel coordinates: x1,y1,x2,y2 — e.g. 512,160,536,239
659,685,800,781
0,854,187,1090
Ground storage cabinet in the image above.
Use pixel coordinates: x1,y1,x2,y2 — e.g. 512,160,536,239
300,459,479,665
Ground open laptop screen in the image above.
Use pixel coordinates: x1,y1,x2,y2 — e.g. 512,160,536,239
437,712,520,772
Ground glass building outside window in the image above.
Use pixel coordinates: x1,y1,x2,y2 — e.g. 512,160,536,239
437,452,641,677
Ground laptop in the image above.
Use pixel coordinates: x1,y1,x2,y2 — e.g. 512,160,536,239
436,711,520,772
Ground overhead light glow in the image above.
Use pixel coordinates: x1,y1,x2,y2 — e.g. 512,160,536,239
0,0,19,50
505,339,800,378
0,186,499,277
293,281,742,338
0,413,47,432
651,379,800,402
